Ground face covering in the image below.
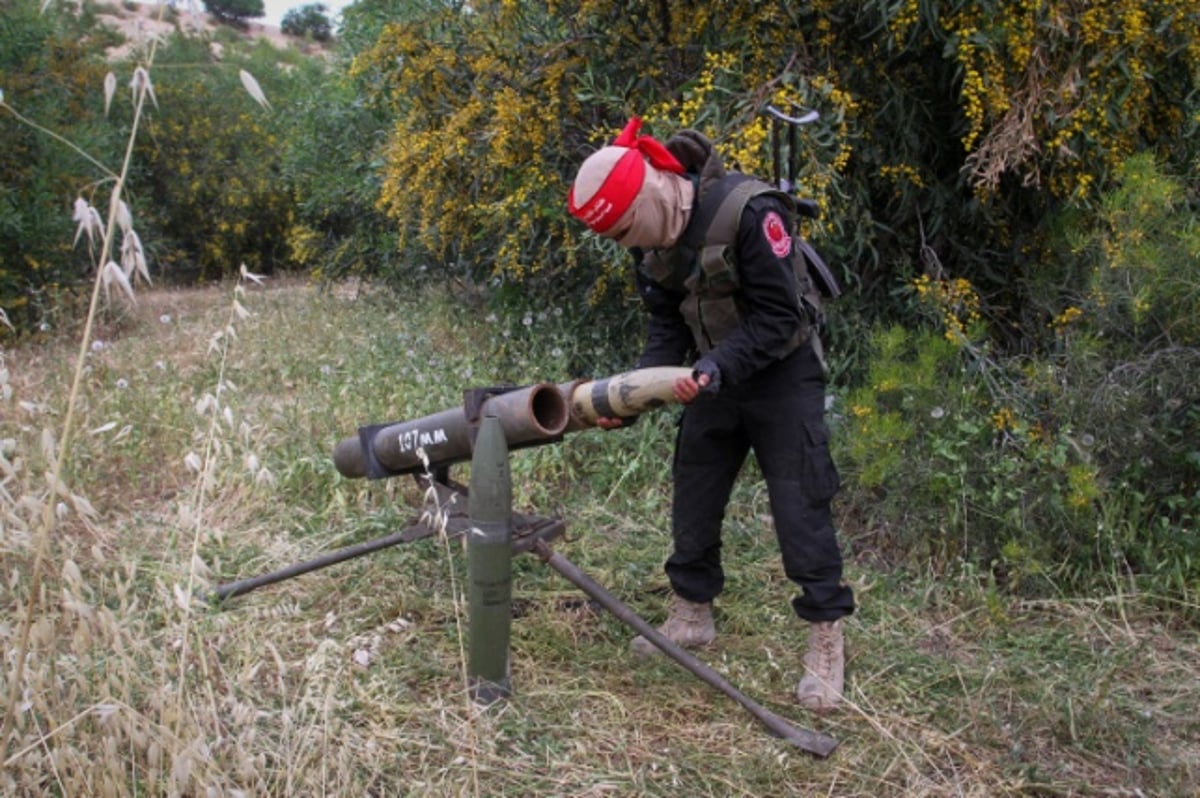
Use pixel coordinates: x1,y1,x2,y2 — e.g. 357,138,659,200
607,169,695,250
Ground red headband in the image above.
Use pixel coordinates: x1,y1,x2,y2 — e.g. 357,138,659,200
568,118,686,233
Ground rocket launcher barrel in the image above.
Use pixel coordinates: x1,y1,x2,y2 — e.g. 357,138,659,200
332,367,691,480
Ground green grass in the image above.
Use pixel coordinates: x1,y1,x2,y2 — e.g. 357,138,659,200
2,279,1197,796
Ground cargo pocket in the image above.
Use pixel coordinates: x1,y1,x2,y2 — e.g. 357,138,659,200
800,420,841,504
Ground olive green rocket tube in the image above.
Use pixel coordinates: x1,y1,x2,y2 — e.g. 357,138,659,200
333,382,570,479
332,368,692,480
467,414,513,704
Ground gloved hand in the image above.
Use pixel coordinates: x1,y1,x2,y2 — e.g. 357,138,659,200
674,359,721,403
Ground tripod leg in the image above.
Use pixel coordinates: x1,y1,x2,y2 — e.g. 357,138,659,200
530,539,838,758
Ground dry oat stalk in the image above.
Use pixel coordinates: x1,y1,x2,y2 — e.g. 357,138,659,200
239,69,271,111
104,72,116,116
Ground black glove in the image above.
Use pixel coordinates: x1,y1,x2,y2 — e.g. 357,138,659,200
692,358,722,395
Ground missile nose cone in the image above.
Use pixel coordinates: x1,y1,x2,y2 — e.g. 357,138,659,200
468,414,513,522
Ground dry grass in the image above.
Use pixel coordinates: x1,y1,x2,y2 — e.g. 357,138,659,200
2,280,1198,796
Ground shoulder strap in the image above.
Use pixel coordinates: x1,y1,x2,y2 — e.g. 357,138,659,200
695,174,788,251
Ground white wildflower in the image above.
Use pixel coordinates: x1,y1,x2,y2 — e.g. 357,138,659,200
104,72,116,116
930,406,946,419
91,340,106,352
238,69,271,111
116,378,129,390
160,314,171,324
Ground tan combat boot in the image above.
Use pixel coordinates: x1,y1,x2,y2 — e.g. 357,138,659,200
630,594,716,657
796,619,844,713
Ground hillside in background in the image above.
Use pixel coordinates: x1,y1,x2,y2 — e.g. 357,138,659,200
94,1,331,58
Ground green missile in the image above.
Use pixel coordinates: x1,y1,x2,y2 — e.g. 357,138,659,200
467,413,513,704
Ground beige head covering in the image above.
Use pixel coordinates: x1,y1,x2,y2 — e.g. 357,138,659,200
568,117,694,249
606,167,694,249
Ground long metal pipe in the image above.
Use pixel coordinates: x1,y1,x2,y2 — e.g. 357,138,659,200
333,382,570,479
333,368,692,480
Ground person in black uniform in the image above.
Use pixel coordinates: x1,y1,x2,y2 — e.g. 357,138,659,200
567,117,854,712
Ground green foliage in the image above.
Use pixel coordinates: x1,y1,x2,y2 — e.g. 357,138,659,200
203,0,265,26
0,1,320,332
833,322,1096,589
131,35,299,280
281,3,332,41
836,156,1199,603
344,0,1198,341
1035,155,1200,596
276,60,398,284
0,1,126,334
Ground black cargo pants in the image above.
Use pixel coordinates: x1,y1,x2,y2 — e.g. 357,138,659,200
666,342,855,622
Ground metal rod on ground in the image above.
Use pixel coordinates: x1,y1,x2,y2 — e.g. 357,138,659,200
208,526,438,603
530,539,839,758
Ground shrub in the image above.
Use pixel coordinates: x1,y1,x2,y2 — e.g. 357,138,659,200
203,0,265,27
132,36,295,281
1038,154,1200,596
281,3,332,41
833,318,1098,586
347,0,1199,337
0,3,126,335
277,66,397,284
837,155,1200,603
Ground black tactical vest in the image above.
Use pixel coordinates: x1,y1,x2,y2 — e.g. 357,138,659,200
639,173,832,361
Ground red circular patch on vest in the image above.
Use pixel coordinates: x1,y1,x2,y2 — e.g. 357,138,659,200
762,211,792,258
